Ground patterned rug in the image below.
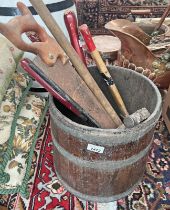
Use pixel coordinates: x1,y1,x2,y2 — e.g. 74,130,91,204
76,0,170,35
0,114,169,210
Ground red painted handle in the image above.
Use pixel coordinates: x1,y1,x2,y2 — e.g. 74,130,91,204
64,10,86,65
79,24,96,53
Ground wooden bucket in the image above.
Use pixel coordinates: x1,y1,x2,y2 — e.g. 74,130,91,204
50,66,162,202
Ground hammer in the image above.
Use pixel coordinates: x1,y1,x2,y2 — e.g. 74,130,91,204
123,108,150,128
79,24,151,128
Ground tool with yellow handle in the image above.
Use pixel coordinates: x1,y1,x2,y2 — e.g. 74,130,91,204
79,24,129,117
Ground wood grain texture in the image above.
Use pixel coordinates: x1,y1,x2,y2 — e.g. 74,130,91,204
34,57,116,128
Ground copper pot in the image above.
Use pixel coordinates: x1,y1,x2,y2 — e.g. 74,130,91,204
105,28,170,89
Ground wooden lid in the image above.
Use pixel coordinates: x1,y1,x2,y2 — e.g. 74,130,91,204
92,35,121,53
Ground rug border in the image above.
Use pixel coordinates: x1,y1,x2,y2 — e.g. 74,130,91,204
0,92,49,197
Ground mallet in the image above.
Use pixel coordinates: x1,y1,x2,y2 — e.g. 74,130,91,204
123,108,150,128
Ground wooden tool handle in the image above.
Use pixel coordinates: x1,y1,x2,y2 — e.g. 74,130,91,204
29,0,122,127
130,9,151,15
64,10,86,65
154,4,170,32
79,24,129,117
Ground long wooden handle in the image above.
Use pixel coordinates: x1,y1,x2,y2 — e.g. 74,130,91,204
64,10,86,65
79,24,129,117
29,0,122,127
130,9,151,15
154,4,170,32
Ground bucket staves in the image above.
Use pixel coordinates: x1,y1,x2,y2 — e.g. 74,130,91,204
50,66,162,202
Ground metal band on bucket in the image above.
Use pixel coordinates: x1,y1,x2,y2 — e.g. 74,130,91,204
0,0,74,16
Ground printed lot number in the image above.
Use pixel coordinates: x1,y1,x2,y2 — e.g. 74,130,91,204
87,144,105,154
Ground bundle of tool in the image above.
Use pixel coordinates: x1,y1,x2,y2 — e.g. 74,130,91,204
0,0,151,129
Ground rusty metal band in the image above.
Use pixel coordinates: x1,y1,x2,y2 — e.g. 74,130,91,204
52,136,152,170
